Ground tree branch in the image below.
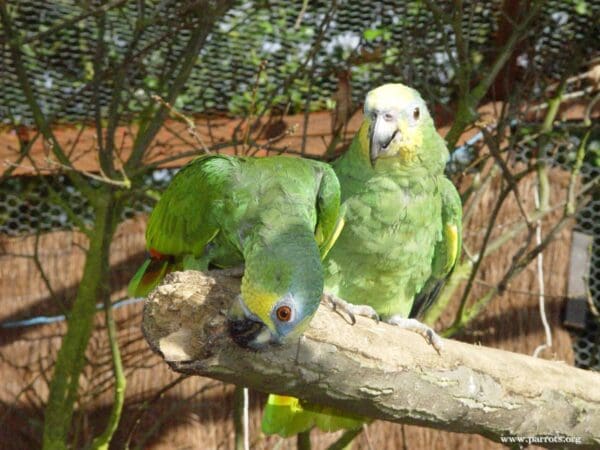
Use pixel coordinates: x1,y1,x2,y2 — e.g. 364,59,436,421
143,271,600,448
125,0,235,173
441,2,544,149
0,3,94,200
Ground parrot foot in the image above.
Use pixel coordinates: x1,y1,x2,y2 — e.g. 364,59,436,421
321,292,380,324
386,315,443,354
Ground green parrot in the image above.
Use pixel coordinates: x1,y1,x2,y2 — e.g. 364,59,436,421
128,154,343,349
262,83,462,435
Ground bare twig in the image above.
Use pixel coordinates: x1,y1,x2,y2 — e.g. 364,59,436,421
43,157,131,188
0,4,93,199
532,186,552,358
0,108,42,181
481,126,533,225
445,192,591,337
131,381,222,450
439,2,544,148
294,0,309,29
0,0,128,47
11,155,94,236
124,375,190,447
327,428,363,450
451,184,511,328
536,82,566,212
89,292,126,449
151,94,211,154
430,177,598,329
125,1,235,171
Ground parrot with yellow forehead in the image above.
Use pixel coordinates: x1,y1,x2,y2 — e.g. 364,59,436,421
262,83,462,437
128,154,343,349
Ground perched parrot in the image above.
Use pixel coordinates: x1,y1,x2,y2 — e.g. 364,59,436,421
128,154,343,349
262,83,462,436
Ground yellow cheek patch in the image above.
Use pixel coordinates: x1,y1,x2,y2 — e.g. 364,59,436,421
396,121,423,163
240,278,278,331
357,119,371,159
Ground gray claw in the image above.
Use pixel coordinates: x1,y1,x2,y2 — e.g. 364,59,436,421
321,292,380,324
386,315,443,354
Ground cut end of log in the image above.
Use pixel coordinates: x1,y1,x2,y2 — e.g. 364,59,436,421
142,270,240,362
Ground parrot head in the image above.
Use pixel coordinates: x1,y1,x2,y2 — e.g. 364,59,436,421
360,83,447,170
227,229,323,350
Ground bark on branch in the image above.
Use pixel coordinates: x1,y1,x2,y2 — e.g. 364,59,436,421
142,271,600,448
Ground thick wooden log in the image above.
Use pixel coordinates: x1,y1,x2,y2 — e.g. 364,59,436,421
142,270,600,448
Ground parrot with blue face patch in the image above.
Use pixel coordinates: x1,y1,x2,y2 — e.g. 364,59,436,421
128,154,343,349
262,83,462,437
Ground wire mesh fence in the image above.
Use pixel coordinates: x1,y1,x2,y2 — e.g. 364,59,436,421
0,169,176,236
2,0,597,124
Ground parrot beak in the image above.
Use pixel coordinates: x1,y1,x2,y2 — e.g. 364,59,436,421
227,295,279,350
228,317,274,349
369,113,399,165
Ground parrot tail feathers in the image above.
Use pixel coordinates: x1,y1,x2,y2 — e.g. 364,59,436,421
261,394,364,438
262,395,314,437
127,256,174,298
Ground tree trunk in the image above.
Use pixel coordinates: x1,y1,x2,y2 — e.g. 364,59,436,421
43,192,120,449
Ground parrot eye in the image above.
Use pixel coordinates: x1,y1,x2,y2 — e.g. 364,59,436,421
276,305,292,322
413,107,420,121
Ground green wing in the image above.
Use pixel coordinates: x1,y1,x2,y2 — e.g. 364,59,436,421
128,155,234,297
146,155,235,256
410,177,462,318
430,176,462,278
313,163,344,259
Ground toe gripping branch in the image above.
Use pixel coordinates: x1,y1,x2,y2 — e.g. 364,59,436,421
321,292,380,324
386,315,444,354
321,293,443,354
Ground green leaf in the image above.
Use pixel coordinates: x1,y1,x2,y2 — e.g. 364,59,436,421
363,28,383,41
572,0,587,14
144,75,158,89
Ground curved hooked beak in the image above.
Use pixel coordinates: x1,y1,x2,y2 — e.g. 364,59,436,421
227,295,279,350
370,113,399,165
